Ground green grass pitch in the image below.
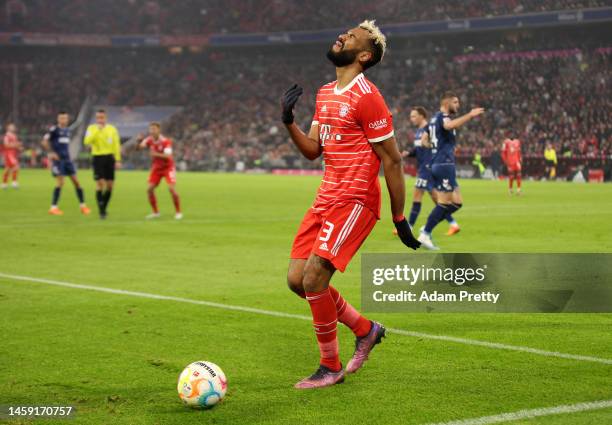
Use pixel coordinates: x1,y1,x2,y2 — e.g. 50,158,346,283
1,169,611,425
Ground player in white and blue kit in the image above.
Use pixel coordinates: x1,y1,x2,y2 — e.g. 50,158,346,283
405,106,458,233
41,111,91,215
418,92,484,250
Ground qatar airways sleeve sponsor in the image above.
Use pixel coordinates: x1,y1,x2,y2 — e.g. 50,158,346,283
358,93,394,143
368,118,389,131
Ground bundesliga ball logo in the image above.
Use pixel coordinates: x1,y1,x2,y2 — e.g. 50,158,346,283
177,361,227,409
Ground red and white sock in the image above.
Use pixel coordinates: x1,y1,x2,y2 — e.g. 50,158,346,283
329,285,371,337
305,288,341,372
12,169,18,182
2,170,8,184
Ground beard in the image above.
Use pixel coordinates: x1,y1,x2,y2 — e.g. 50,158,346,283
326,46,359,67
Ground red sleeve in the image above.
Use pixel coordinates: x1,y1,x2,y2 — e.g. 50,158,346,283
164,139,173,149
356,92,394,143
144,137,152,147
311,92,320,125
501,140,508,163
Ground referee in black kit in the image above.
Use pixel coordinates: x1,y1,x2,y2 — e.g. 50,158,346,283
83,109,122,219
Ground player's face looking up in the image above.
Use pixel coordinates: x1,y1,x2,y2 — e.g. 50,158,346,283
7,123,16,133
326,27,372,69
58,113,69,128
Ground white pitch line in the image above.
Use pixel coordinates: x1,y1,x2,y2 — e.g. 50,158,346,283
1,272,611,366
387,328,612,365
423,399,612,425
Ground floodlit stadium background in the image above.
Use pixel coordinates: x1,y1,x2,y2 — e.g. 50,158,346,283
1,1,610,180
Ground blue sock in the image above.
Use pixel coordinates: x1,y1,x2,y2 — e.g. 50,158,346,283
408,202,421,227
75,187,84,204
52,187,61,206
424,204,449,234
446,214,456,224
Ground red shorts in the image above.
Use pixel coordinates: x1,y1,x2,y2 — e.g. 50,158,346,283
149,167,176,186
290,202,377,272
3,154,18,168
507,162,521,173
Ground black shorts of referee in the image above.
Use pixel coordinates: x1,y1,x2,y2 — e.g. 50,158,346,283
93,154,115,181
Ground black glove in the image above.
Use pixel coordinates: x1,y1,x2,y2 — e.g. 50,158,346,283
281,84,303,124
394,217,421,250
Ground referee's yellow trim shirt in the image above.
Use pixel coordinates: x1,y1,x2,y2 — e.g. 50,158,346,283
84,124,122,161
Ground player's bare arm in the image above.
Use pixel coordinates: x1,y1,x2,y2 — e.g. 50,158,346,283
281,84,322,160
372,137,420,250
371,136,404,217
285,122,321,160
135,133,148,149
443,107,485,130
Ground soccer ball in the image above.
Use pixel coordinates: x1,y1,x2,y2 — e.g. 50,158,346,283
177,361,227,409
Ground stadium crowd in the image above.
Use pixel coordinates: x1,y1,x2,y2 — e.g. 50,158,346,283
1,0,610,34
1,30,610,172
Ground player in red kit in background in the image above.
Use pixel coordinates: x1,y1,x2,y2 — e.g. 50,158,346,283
2,123,23,189
137,122,182,220
502,134,522,195
280,20,420,389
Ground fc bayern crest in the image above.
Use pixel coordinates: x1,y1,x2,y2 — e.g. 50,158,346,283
339,103,349,117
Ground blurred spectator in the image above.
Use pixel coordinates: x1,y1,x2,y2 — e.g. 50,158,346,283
0,29,609,171
4,0,27,28
0,0,609,34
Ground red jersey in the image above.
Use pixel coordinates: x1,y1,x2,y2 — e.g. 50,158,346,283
3,133,20,158
311,73,394,219
144,135,174,171
502,138,521,165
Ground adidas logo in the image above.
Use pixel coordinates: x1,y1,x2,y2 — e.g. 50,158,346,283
321,105,327,112
319,242,329,251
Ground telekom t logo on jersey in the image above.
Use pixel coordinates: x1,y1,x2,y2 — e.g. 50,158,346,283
319,124,332,145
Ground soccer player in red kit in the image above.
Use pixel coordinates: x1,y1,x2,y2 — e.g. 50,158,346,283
281,20,420,389
2,123,22,189
502,135,522,195
137,122,182,219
